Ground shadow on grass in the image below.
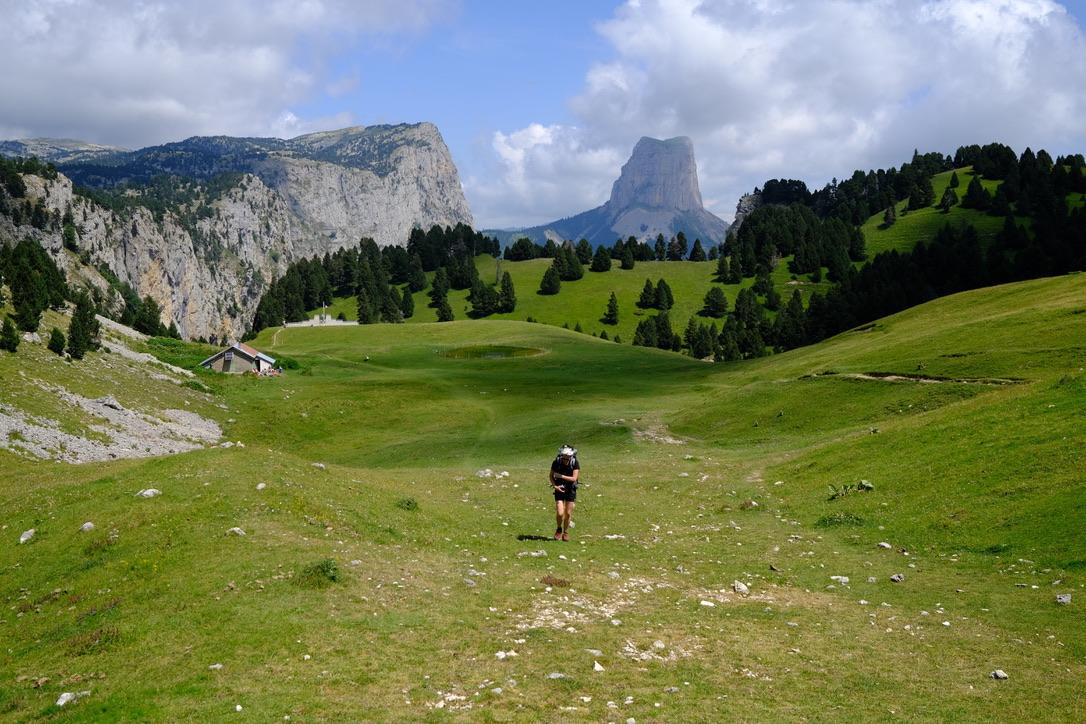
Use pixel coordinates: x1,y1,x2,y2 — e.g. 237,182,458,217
516,534,554,542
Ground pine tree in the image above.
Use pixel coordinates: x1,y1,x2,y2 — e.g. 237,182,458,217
632,317,657,347
382,286,404,322
764,284,782,312
882,204,897,227
654,233,667,261
717,317,742,361
714,254,730,282
621,246,635,270
727,254,744,283
498,271,516,313
48,327,66,355
539,264,561,295
400,287,415,319
949,170,960,188
429,267,450,305
683,317,699,350
702,287,728,317
602,292,619,325
66,292,99,359
637,278,655,308
575,239,592,264
689,239,706,261
356,287,376,324
654,279,674,310
436,295,454,322
407,254,428,292
0,316,19,353
134,295,164,336
939,187,959,213
654,312,676,350
591,245,612,272
962,176,992,210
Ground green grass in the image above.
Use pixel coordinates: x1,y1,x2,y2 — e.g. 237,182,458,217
2,273,1085,720
862,167,1010,256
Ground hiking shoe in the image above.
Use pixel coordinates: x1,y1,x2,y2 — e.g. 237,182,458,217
554,529,563,540
561,532,570,542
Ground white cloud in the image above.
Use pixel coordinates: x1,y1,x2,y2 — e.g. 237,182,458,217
0,0,453,148
468,0,1086,227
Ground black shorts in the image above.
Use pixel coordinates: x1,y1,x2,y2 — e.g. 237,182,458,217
553,485,577,503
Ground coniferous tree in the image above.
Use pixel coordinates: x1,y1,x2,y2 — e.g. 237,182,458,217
714,253,730,281
498,271,516,313
772,290,806,351
654,279,674,310
949,171,960,188
602,292,619,325
48,327,66,355
961,176,992,210
356,287,376,324
134,295,164,336
883,203,897,227
539,264,561,295
575,239,592,264
654,233,667,261
689,239,706,261
708,244,719,261
654,312,677,350
66,292,99,359
716,317,742,361
382,286,404,323
939,187,959,213
429,267,450,305
621,246,635,270
0,316,19,353
632,317,658,347
591,245,612,272
435,295,454,322
727,254,744,283
407,254,428,292
560,245,584,280
702,286,729,317
764,283,782,312
400,287,415,319
637,278,655,308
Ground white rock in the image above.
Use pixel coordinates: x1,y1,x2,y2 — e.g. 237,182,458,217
226,527,246,536
22,332,42,344
1056,594,1071,605
256,482,267,491
877,542,892,549
236,704,243,712
830,576,849,585
890,573,905,583
585,648,603,656
19,528,35,544
700,600,716,607
547,672,566,679
312,462,326,470
80,522,95,532
733,580,750,595
990,669,1008,680
517,550,547,558
209,663,223,670
491,687,503,695
303,654,311,661
136,488,161,498
221,441,234,448
593,661,605,672
55,691,89,707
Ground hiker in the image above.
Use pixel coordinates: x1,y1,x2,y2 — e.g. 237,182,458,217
550,444,580,541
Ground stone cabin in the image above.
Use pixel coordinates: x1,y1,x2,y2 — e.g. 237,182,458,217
200,342,276,374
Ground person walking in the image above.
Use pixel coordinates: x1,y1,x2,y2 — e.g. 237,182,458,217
550,444,580,541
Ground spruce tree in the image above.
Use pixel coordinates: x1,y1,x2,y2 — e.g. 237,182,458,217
382,286,404,323
702,287,728,317
621,247,635,270
591,246,612,272
356,287,376,324
436,295,454,322
949,170,960,188
654,312,676,350
939,187,959,213
962,176,992,210
654,234,666,261
0,316,19,353
654,279,674,310
575,239,592,265
689,239,706,261
632,318,657,347
407,254,428,292
714,253,730,282
539,264,561,295
637,278,655,308
66,293,99,359
429,267,450,305
727,254,744,283
400,287,415,319
47,327,65,355
602,292,619,325
498,271,516,313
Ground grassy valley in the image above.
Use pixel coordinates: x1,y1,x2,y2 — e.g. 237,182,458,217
2,271,1084,720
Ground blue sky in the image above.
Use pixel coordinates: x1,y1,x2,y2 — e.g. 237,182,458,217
2,1,1086,228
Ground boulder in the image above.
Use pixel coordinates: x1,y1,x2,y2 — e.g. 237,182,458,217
19,528,35,544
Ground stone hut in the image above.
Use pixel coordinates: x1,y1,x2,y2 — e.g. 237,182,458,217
200,342,276,374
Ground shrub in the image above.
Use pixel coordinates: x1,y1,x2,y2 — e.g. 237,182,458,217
48,327,66,355
815,512,865,527
295,558,340,588
395,497,419,511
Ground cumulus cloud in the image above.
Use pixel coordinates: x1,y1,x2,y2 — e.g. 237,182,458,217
0,0,452,148
468,0,1086,227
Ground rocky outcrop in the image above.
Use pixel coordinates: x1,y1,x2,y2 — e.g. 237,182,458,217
729,191,762,235
0,138,126,164
1,124,472,339
488,136,729,248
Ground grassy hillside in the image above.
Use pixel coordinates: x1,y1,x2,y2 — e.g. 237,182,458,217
862,166,1009,256
2,273,1084,720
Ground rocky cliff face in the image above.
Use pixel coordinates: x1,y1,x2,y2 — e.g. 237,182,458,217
729,191,762,235
1,124,472,340
487,135,728,248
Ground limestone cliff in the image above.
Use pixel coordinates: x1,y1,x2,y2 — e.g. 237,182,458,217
0,124,472,340
487,136,729,248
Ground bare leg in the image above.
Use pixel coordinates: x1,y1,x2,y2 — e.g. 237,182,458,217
563,502,575,534
555,500,565,537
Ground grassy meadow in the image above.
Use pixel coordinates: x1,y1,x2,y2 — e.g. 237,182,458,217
2,271,1085,721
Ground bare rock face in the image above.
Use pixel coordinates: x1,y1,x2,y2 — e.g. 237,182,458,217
730,191,762,235
488,135,728,248
1,123,472,340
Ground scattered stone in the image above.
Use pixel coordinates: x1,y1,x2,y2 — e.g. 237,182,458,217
463,578,476,587
226,527,246,536
311,462,326,470
830,576,849,585
256,482,267,491
491,687,503,695
136,488,161,498
877,542,892,549
890,573,905,583
209,663,223,670
857,479,874,491
585,648,603,656
990,670,1008,680
55,691,90,707
303,654,311,661
80,522,95,532
236,704,243,712
1056,594,1071,605
22,332,42,344
664,686,680,693
19,528,35,544
547,672,566,679
220,441,234,449
593,661,605,672
739,500,759,510
517,550,547,558
867,577,877,583
700,600,716,607
733,580,750,595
